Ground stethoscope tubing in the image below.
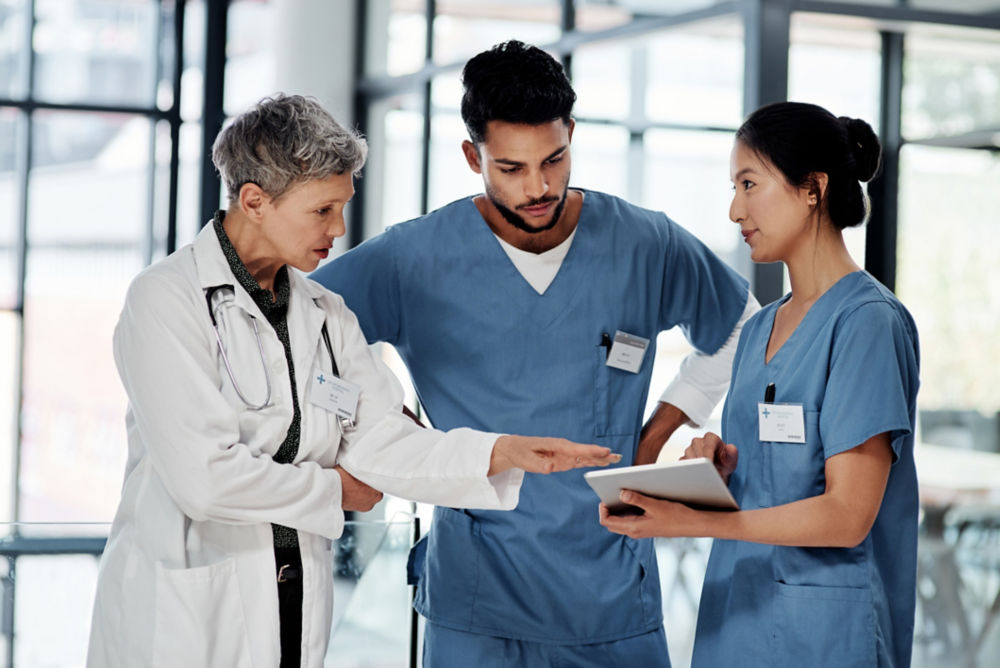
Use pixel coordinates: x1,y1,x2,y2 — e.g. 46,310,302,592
206,285,273,411
204,285,354,430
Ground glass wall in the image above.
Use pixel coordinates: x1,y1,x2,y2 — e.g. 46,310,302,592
0,0,195,664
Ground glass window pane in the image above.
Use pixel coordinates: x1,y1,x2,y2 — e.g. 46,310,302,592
32,0,160,107
365,0,427,77
155,1,179,112
643,129,740,264
14,555,101,667
572,42,632,122
223,0,277,116
369,95,424,233
645,20,744,129
432,3,560,66
178,120,204,246
0,312,17,525
789,16,881,133
180,0,206,123
29,111,150,246
897,144,1000,449
0,107,20,310
429,113,482,212
903,25,1000,142
571,122,629,200
575,2,633,32
20,249,136,526
0,0,28,99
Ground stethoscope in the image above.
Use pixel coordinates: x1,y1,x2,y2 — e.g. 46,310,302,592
205,285,354,431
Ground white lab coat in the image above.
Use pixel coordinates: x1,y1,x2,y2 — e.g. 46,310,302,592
86,224,523,668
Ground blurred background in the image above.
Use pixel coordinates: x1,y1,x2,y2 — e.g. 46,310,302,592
1,0,999,666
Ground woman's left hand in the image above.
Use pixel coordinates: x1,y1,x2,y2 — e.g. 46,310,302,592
598,490,697,539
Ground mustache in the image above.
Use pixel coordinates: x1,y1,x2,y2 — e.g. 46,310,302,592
517,196,560,209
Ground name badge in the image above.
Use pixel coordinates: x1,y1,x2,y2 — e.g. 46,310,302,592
758,403,806,443
310,369,361,424
606,330,649,374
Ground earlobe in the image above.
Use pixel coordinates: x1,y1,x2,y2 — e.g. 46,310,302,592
807,172,829,205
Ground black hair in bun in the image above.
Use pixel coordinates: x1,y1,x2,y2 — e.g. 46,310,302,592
841,116,882,183
736,102,883,229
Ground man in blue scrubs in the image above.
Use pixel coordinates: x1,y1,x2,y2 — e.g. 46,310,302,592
312,40,757,666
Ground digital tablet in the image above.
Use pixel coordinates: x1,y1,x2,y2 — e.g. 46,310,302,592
584,458,739,512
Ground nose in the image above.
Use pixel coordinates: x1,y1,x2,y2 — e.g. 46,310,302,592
729,194,744,224
328,211,346,239
524,169,549,201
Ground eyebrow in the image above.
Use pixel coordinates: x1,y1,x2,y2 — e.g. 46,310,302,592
732,167,758,181
493,145,568,166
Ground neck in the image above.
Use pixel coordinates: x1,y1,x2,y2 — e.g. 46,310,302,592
222,208,282,294
477,189,583,254
784,218,861,305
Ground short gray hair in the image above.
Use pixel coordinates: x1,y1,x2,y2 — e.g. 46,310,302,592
212,93,368,204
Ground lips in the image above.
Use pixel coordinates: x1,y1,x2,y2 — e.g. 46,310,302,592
314,248,330,259
520,200,556,217
741,230,756,243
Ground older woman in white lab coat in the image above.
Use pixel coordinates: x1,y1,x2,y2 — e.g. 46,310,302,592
86,94,617,668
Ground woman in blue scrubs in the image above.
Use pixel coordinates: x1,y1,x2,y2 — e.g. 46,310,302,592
600,101,920,667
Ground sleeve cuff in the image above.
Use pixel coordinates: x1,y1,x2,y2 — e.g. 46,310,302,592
659,378,717,428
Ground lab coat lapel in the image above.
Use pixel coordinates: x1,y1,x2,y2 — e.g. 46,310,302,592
287,272,327,405
191,223,266,319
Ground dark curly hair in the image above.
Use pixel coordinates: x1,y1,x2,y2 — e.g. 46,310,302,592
736,101,882,229
461,40,577,144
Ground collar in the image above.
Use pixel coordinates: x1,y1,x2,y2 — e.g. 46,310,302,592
212,212,290,319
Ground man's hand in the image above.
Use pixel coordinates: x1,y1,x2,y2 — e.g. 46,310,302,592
488,436,622,476
683,432,738,484
335,465,384,511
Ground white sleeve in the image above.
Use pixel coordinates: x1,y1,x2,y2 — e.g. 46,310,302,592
327,294,523,510
658,292,761,427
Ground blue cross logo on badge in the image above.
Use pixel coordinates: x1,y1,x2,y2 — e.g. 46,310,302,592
762,407,770,418
317,374,326,385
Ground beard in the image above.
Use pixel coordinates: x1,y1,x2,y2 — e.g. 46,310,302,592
486,183,569,235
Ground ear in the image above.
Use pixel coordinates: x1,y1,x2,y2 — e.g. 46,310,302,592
805,172,829,207
238,182,268,220
567,117,576,142
462,140,482,174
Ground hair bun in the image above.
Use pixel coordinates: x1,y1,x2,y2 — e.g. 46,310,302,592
840,116,882,182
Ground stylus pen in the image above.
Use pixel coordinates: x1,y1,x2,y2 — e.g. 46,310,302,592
764,383,775,404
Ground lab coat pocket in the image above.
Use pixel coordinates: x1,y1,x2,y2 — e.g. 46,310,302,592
765,410,823,506
772,581,875,667
151,557,252,668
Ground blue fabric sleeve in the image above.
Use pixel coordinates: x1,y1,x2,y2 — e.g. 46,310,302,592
309,229,402,345
658,216,749,355
819,301,919,461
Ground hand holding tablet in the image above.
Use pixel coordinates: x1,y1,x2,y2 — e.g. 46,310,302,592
585,457,739,513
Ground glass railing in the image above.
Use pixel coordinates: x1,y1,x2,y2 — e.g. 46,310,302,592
0,517,419,668
3,505,1000,668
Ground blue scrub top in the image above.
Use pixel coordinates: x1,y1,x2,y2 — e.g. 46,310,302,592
692,271,920,668
312,190,749,644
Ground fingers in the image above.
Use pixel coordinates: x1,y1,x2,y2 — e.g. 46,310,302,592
538,440,621,472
